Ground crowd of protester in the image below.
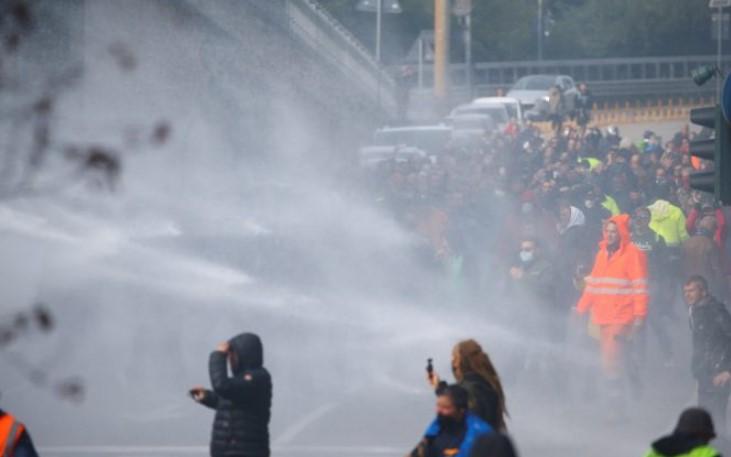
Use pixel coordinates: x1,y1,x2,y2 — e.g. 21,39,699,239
366,120,728,304
362,117,731,455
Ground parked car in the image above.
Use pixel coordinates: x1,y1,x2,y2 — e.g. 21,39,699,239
447,102,509,130
371,125,452,156
506,74,579,116
358,144,427,168
450,113,495,146
358,125,452,167
471,96,524,125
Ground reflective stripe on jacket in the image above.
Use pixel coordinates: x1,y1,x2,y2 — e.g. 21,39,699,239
577,214,649,325
644,444,720,457
0,413,25,457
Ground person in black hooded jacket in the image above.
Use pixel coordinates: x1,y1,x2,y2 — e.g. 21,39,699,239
191,333,272,457
643,408,720,457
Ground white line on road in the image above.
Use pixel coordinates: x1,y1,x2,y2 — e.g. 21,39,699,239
39,444,403,455
272,401,339,445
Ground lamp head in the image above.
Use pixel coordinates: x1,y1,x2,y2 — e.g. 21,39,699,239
692,65,721,87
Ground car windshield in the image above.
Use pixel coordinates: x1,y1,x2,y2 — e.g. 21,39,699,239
373,128,451,154
457,106,508,124
512,75,556,91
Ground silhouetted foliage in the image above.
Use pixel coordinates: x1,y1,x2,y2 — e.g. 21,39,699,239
0,305,86,403
0,1,172,200
319,0,715,62
0,1,171,405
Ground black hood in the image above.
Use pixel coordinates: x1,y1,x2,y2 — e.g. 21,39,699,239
229,333,263,374
651,434,708,456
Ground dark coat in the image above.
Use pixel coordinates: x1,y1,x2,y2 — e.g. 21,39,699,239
460,373,502,431
632,228,670,303
690,296,731,390
199,333,272,457
469,433,518,457
558,224,594,296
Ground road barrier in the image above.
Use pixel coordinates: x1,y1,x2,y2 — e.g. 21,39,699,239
588,96,711,127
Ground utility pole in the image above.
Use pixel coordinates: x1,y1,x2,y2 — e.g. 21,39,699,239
537,0,544,61
453,0,474,98
465,13,472,98
718,3,723,100
434,0,450,105
376,0,382,62
710,0,731,101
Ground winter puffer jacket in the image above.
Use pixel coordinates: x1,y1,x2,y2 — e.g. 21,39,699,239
199,333,272,457
690,296,731,389
576,214,649,325
644,433,720,457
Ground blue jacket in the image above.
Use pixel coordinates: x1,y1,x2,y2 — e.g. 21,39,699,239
424,413,493,457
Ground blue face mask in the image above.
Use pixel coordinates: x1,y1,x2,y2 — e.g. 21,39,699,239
519,251,534,263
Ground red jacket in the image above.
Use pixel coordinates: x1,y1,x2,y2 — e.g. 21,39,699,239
577,214,649,325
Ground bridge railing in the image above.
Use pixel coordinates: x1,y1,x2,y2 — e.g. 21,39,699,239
413,55,731,101
284,0,397,115
191,0,397,117
464,55,731,86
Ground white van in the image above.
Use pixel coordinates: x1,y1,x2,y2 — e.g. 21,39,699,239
447,103,509,130
471,96,524,125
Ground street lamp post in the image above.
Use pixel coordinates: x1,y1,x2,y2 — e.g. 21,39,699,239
356,0,402,63
376,0,382,62
710,0,731,100
537,0,544,61
453,0,474,98
718,3,724,100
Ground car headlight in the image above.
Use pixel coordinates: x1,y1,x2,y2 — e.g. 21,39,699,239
541,95,550,102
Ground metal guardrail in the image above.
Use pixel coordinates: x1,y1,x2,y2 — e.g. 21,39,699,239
412,55,731,102
288,2,399,112
461,55,731,86
285,0,397,115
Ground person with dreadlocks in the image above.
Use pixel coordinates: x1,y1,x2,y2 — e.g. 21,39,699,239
429,339,508,431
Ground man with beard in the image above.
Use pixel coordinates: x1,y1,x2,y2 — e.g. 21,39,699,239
410,385,493,457
575,214,648,416
685,276,731,434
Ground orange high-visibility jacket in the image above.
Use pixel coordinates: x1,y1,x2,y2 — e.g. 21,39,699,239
576,214,649,325
0,412,25,457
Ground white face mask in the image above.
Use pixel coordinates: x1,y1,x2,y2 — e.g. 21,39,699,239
585,199,594,208
519,251,534,263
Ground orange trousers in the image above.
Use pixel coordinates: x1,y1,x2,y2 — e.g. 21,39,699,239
599,323,632,378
